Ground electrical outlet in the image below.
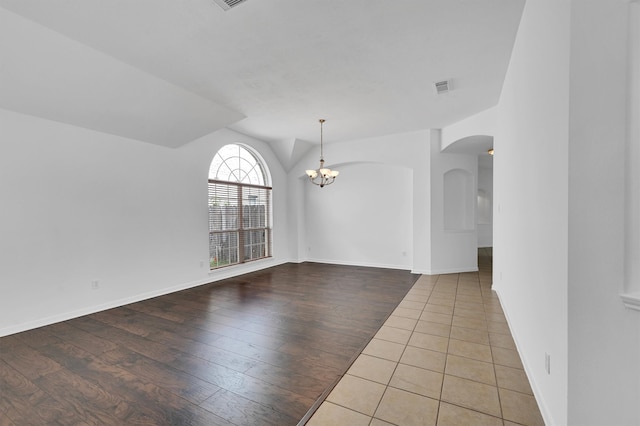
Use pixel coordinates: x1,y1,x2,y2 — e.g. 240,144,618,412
91,280,99,290
545,352,551,374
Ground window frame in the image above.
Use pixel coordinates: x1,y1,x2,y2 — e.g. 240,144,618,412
208,145,272,270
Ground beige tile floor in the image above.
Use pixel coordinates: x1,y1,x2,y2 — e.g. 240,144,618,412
306,252,545,426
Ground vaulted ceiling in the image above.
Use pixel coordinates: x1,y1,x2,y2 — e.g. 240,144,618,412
0,0,524,169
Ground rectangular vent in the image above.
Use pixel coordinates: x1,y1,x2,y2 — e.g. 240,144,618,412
435,79,451,94
212,0,248,11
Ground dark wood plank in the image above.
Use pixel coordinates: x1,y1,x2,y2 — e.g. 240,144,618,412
33,368,137,425
68,316,181,365
100,346,221,405
203,370,315,421
145,329,258,373
200,389,299,426
47,321,119,355
0,263,418,425
126,298,190,323
0,359,61,425
0,335,62,380
0,411,16,426
242,361,337,401
36,341,232,426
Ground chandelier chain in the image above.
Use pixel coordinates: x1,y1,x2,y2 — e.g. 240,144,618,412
305,118,339,188
320,118,325,160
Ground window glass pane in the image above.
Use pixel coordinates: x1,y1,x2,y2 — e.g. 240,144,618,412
243,229,267,261
242,186,268,229
209,231,239,268
208,183,239,231
209,144,265,186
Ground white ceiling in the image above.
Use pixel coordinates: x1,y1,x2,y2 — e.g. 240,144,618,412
0,0,524,168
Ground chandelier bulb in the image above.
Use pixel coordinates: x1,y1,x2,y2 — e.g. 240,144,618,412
305,119,339,188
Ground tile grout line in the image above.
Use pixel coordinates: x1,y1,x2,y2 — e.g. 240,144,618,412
430,272,453,426
307,253,543,425
312,275,440,425
367,274,437,425
299,274,421,426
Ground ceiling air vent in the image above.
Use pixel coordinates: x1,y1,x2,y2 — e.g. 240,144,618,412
434,79,452,95
212,0,248,11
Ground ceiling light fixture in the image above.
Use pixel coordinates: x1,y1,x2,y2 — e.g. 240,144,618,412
306,119,339,188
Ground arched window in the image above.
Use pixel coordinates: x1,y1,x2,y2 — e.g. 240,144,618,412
208,144,272,269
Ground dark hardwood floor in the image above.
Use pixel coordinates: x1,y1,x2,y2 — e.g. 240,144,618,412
0,262,418,425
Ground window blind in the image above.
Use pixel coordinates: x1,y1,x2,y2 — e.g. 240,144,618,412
208,180,272,269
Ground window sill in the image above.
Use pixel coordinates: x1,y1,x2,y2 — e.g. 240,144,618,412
620,292,640,311
208,256,273,275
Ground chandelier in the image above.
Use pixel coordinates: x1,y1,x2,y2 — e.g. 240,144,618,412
305,119,339,188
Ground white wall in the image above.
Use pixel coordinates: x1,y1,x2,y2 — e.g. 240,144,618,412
493,0,570,423
430,130,479,274
291,129,479,275
624,1,640,304
477,163,493,247
0,109,290,336
495,0,640,425
440,108,495,250
441,107,497,151
567,1,640,425
289,130,433,273
304,162,413,269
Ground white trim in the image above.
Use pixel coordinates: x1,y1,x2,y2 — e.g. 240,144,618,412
304,257,412,271
0,258,290,338
302,258,479,275
0,258,481,337
208,257,287,279
299,258,478,275
0,277,201,337
414,266,479,275
620,292,640,310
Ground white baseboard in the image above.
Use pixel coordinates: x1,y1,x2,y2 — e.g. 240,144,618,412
304,257,411,271
493,287,554,426
414,266,479,275
0,258,291,338
5,258,467,337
